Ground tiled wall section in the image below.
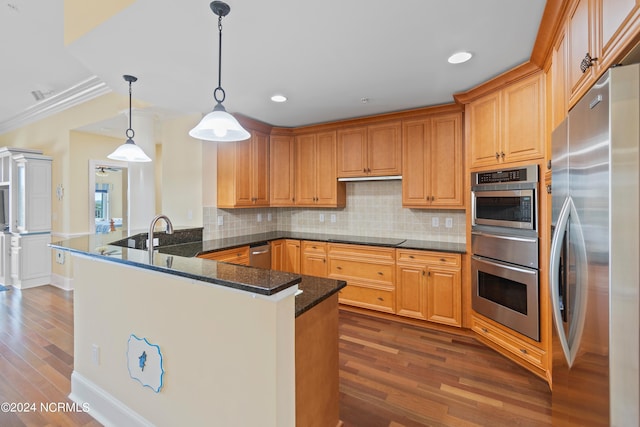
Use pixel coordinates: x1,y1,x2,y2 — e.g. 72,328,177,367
203,181,466,243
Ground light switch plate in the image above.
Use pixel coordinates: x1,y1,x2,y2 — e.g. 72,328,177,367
445,218,453,228
432,217,439,227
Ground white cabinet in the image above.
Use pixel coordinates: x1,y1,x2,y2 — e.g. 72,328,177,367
0,233,11,286
12,154,52,233
11,233,52,288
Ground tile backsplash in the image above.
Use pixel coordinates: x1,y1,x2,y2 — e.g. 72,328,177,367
203,180,466,243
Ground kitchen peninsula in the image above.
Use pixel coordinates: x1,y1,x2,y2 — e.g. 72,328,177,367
51,230,346,427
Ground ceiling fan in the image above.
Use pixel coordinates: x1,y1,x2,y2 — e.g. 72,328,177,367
95,166,122,177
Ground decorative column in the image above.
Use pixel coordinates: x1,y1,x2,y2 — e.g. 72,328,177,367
127,109,156,232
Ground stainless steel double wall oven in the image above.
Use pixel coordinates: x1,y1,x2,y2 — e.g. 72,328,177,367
471,164,540,341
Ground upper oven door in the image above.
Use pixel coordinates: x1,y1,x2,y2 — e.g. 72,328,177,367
472,188,535,230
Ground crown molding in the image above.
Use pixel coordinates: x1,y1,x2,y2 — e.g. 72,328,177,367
0,76,112,135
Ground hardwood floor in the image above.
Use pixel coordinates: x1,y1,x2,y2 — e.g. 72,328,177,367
0,286,551,426
339,310,551,426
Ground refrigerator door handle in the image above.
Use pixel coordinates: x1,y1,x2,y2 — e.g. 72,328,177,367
550,196,589,368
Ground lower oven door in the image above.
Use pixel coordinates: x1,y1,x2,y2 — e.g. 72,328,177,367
472,255,539,341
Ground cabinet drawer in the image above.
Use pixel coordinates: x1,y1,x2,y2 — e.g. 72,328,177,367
339,284,395,313
329,258,394,286
198,246,250,265
328,243,395,262
301,241,327,255
396,249,461,267
472,316,546,373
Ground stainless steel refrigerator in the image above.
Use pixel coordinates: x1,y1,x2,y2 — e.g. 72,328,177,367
550,64,639,426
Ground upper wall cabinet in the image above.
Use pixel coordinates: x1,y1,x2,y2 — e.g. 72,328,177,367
565,0,640,108
295,131,346,207
337,121,402,178
217,130,270,208
468,72,545,169
269,134,296,206
402,112,464,209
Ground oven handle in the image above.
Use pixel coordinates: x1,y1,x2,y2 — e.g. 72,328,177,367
471,231,538,245
471,254,537,276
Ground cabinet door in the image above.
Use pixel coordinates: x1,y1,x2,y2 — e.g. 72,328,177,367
337,127,367,177
402,119,429,207
284,239,301,273
429,113,463,207
426,266,461,327
367,121,402,176
233,139,254,206
301,241,327,277
468,92,501,168
315,131,343,206
396,264,427,320
600,0,639,70
252,131,270,206
502,74,545,163
270,135,295,206
568,0,596,104
295,134,318,205
270,240,284,271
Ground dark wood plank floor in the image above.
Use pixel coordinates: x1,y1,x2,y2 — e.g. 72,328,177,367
0,286,551,426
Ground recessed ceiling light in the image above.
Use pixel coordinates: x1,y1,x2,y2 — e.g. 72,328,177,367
448,51,473,64
271,94,287,103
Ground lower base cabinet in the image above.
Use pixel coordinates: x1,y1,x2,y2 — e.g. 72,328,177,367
10,233,52,289
270,239,301,273
396,249,462,327
301,241,328,277
472,315,547,380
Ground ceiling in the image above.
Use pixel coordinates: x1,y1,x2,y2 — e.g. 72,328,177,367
0,0,546,137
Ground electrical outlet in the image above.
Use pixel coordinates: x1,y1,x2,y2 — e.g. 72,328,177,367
445,217,453,228
257,213,262,222
432,217,439,227
55,250,65,265
91,344,100,365
267,213,272,222
319,214,325,223
217,215,224,226
330,214,337,223
187,209,193,220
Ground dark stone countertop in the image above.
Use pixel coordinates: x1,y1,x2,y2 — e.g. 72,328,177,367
50,229,462,317
157,231,466,258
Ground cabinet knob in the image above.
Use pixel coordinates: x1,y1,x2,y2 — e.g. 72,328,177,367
580,52,597,73
409,255,415,259
481,327,488,333
336,265,342,270
377,297,384,302
495,152,500,159
520,348,528,355
439,258,446,262
377,271,383,276
363,168,367,173
500,151,505,159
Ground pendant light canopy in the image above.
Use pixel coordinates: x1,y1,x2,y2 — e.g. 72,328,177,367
189,1,250,142
108,75,152,162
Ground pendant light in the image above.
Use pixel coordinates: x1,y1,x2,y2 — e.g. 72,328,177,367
107,75,152,162
189,1,250,142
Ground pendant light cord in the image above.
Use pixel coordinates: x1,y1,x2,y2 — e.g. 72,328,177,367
214,14,226,104
126,79,134,139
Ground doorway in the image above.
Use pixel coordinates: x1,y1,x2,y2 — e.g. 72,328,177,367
88,159,128,234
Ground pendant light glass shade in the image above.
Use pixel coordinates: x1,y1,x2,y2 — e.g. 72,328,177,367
108,138,152,162
189,104,250,142
189,1,249,142
108,74,152,162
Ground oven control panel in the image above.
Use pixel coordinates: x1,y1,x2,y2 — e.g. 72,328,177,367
472,164,538,186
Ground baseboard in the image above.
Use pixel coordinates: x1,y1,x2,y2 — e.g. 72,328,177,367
50,273,73,291
69,371,153,427
11,275,52,290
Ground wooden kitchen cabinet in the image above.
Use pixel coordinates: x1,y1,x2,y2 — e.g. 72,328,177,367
295,131,346,207
562,0,640,108
197,246,250,265
271,239,300,273
337,121,402,178
217,130,269,208
301,241,327,277
396,249,461,327
468,72,545,168
269,134,296,206
328,243,396,314
402,112,463,208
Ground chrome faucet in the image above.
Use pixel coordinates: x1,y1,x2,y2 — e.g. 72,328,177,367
148,214,174,263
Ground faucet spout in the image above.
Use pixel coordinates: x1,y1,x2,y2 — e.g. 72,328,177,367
148,214,174,263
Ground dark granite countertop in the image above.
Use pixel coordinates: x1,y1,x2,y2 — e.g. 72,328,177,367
50,230,461,317
158,231,466,258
